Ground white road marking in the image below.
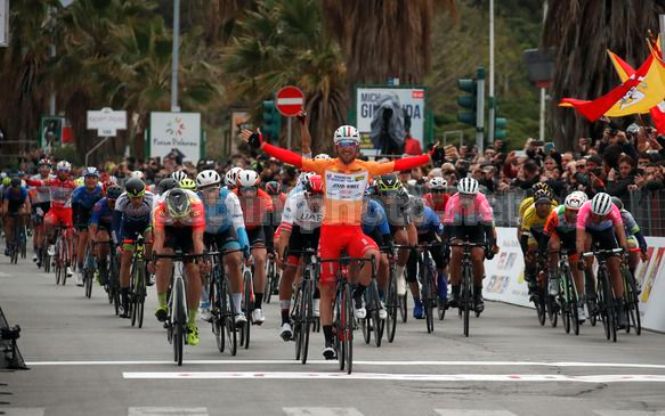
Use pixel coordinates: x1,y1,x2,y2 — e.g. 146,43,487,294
128,407,208,416
25,359,665,370
594,411,665,416
283,408,364,416
435,410,517,416
0,409,45,416
121,372,665,383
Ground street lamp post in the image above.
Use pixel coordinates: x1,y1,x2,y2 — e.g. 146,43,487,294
170,0,180,112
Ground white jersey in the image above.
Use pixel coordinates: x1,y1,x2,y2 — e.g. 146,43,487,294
281,191,323,233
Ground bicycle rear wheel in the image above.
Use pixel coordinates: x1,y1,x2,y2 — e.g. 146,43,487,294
628,275,642,335
293,287,303,360
546,294,558,328
423,262,435,334
597,269,613,342
84,268,93,298
241,268,252,349
386,269,397,343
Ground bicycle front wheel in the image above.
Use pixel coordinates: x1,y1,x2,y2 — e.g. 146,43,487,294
386,268,397,343
173,277,187,366
300,279,312,365
342,282,353,374
462,265,472,337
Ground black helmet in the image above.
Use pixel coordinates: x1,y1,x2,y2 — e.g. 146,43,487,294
106,186,123,200
10,177,21,187
157,178,178,195
125,178,146,197
611,196,624,210
165,188,191,219
377,174,401,194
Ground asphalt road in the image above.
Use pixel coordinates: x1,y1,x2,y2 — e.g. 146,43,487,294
1,253,665,416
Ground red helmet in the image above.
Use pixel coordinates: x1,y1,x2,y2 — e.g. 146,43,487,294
305,175,324,194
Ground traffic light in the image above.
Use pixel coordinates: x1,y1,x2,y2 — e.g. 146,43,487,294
457,79,477,127
262,100,282,142
494,116,507,140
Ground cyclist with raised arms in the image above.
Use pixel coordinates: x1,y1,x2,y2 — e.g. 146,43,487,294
153,188,207,345
442,177,498,313
25,161,77,278
113,178,154,318
543,191,588,322
242,125,436,359
575,192,629,329
196,169,250,326
275,174,324,340
72,167,104,286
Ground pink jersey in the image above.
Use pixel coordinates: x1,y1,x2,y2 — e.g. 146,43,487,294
442,193,494,226
576,200,623,232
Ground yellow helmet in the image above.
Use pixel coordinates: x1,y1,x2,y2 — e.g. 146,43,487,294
179,178,196,191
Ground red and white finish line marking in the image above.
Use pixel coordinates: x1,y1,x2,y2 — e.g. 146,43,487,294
122,371,665,383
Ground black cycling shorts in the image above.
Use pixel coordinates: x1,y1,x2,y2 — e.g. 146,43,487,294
587,227,619,251
286,225,320,257
448,225,486,245
246,227,266,247
165,226,194,253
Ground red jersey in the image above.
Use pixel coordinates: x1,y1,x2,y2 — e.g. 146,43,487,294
423,192,449,219
25,177,77,208
234,187,274,230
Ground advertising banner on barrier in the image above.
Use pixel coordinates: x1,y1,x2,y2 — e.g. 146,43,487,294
484,228,665,332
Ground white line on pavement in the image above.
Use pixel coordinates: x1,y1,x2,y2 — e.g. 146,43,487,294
435,410,517,416
121,372,665,383
594,411,665,416
128,407,208,416
25,359,665,369
283,408,365,416
0,409,45,416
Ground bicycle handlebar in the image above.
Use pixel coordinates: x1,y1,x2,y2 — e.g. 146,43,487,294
582,248,624,258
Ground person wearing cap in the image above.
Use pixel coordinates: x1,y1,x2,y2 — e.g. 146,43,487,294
71,168,104,287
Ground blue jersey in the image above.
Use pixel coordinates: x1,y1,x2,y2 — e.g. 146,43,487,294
362,199,391,238
198,187,250,250
3,186,28,212
90,198,114,227
415,206,443,242
72,185,103,209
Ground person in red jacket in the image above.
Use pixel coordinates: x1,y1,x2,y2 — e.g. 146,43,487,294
242,125,441,360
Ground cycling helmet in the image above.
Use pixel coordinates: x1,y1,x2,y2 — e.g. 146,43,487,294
106,186,123,200
333,125,360,145
0,172,5,179
165,188,191,220
1,177,10,186
196,169,221,189
179,178,196,191
265,181,282,195
564,191,586,210
124,178,146,197
411,196,425,218
38,159,51,167
237,170,260,187
130,170,144,180
225,167,243,187
533,189,552,205
305,175,324,194
83,167,99,178
376,174,401,193
10,177,21,187
298,172,315,187
457,177,479,195
314,153,331,160
590,192,613,216
611,196,624,210
56,161,71,172
156,178,178,195
171,170,188,182
428,177,447,190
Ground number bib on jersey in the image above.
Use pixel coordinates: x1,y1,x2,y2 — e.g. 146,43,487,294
325,171,368,202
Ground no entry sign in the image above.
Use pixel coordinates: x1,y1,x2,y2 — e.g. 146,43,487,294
275,86,305,117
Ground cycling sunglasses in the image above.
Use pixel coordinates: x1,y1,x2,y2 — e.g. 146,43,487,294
336,140,358,148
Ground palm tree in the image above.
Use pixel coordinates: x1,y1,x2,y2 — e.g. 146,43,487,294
222,0,346,154
544,0,665,148
321,0,456,85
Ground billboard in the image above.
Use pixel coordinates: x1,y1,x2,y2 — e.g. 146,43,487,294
150,112,202,163
355,86,426,151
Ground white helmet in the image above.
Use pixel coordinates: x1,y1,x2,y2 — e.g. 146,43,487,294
130,170,144,180
564,191,587,211
225,167,243,187
429,177,448,190
237,169,260,187
333,125,360,145
83,167,99,178
196,169,221,189
457,177,479,195
298,171,315,187
171,170,188,182
591,192,613,216
56,161,72,172
314,153,331,160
